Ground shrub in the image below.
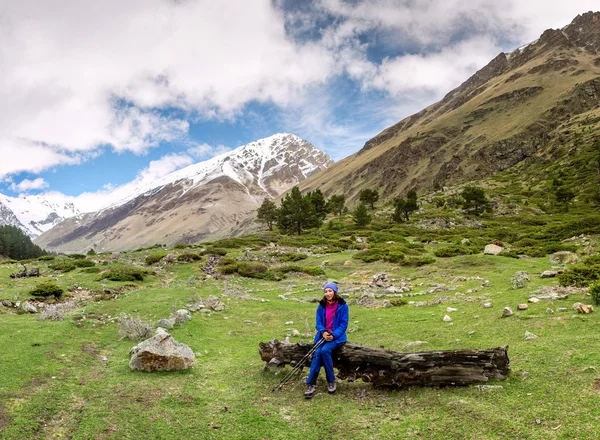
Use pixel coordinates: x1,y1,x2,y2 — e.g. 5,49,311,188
173,244,188,249
117,313,153,341
389,298,408,306
37,302,77,321
30,281,64,298
385,252,405,263
590,283,600,306
37,255,56,261
73,259,95,268
218,261,273,279
399,256,436,267
99,265,150,282
558,264,600,287
177,252,203,262
81,267,101,273
353,249,385,263
279,252,308,262
49,261,77,272
145,253,166,265
433,245,473,258
67,254,87,259
202,247,228,256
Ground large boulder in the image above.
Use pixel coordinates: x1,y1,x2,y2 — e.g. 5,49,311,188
484,244,503,255
129,328,195,372
550,251,578,265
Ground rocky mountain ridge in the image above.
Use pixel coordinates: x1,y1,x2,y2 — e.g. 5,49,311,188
34,133,333,252
300,11,600,202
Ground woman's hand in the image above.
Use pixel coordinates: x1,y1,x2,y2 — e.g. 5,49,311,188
323,332,334,341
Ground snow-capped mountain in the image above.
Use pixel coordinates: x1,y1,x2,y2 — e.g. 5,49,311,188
0,193,80,237
34,133,333,252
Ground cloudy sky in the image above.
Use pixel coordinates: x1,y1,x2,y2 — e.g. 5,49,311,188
0,0,597,211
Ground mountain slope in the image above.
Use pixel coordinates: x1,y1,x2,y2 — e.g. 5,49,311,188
0,193,80,238
35,133,333,252
300,11,600,202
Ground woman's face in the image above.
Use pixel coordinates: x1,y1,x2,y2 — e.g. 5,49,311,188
324,287,335,301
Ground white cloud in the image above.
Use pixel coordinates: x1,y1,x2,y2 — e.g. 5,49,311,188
10,177,48,193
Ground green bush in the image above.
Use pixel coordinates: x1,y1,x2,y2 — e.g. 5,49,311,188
399,256,436,267
202,247,228,256
352,249,385,263
433,245,473,258
145,253,166,265
389,298,408,306
590,283,600,305
279,252,308,262
37,255,56,261
385,252,405,263
219,261,275,279
173,244,188,249
558,264,600,287
98,265,150,282
48,261,77,272
30,281,64,298
67,254,87,259
81,267,101,273
73,259,95,268
177,253,203,262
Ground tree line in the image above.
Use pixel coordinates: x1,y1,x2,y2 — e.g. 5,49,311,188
256,187,421,234
0,225,47,260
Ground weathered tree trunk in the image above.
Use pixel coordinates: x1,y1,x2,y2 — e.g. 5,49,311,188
259,339,509,388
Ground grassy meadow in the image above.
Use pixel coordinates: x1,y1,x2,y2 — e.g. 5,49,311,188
1,208,600,439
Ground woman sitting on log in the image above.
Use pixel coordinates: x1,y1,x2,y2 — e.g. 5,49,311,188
305,281,349,399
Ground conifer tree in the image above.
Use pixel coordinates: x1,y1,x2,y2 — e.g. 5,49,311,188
326,194,346,217
307,189,328,221
460,186,491,215
359,189,379,209
256,199,279,231
277,187,318,235
353,203,371,227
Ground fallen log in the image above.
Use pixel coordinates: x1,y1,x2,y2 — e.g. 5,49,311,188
259,339,509,388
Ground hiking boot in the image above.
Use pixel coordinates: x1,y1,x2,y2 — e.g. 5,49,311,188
327,382,337,394
304,384,316,399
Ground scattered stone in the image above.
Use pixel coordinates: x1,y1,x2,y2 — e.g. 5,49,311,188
546,308,554,314
574,303,594,314
446,307,458,312
1,299,13,307
165,253,177,263
557,307,568,312
572,302,583,310
129,328,195,371
443,315,452,322
157,318,175,329
460,238,471,245
501,307,513,318
370,273,390,288
173,309,192,322
524,331,538,340
511,271,530,289
385,286,401,293
528,297,540,303
517,304,528,311
285,321,293,325
291,329,300,337
540,270,557,278
403,341,428,349
21,301,38,313
482,302,493,308
484,244,503,255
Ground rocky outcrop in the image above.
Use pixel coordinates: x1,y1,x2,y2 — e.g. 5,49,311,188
129,328,195,372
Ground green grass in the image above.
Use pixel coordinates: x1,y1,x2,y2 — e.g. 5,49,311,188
1,232,600,439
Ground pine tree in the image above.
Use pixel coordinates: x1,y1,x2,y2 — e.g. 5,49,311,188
353,203,371,227
277,187,318,235
460,186,491,215
392,190,418,222
307,189,327,222
0,226,47,260
256,199,279,231
326,194,346,217
359,189,379,210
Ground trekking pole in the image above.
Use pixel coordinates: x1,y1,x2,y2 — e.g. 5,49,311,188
271,337,326,392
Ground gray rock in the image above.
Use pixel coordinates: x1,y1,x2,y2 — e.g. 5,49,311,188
528,297,540,303
1,299,13,307
540,270,557,278
482,302,493,308
173,309,191,322
157,318,175,329
130,328,195,371
524,331,538,340
557,307,568,312
517,304,528,310
475,385,504,391
501,307,513,318
550,251,578,265
403,341,428,349
443,315,452,322
484,244,503,255
446,307,458,312
546,308,554,314
21,301,38,313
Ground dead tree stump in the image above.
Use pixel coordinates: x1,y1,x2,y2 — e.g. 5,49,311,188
259,339,509,388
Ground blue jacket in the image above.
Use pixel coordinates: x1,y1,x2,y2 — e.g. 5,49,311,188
314,297,348,344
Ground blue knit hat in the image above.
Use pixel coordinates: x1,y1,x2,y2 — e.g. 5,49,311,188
323,281,338,294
